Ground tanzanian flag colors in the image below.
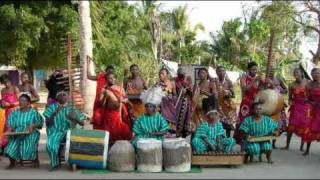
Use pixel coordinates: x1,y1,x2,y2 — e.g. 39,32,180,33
65,129,109,169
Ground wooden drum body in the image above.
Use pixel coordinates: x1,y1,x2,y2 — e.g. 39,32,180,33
65,129,109,169
254,89,284,116
136,138,162,172
163,138,191,172
108,140,136,172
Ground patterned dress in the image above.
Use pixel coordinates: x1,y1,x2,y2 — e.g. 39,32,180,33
287,85,311,138
234,74,260,144
304,86,320,142
240,115,278,156
192,121,235,153
4,108,43,161
131,113,169,147
43,104,86,168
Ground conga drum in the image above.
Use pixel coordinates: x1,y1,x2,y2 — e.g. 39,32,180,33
254,89,284,116
136,138,162,172
108,140,135,172
163,138,191,172
65,129,109,169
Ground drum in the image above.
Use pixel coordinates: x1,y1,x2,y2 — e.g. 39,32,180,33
65,129,109,169
254,89,284,116
108,140,135,172
136,138,162,172
163,138,191,172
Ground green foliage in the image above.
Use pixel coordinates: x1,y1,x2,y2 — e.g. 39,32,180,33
0,1,79,69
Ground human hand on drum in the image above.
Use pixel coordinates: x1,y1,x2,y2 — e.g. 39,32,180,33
27,124,35,133
272,130,280,137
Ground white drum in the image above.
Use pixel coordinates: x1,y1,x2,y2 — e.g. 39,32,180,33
254,89,285,115
108,140,135,172
163,138,191,172
136,138,162,172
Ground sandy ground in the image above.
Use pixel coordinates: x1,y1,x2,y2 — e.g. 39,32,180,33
0,91,319,179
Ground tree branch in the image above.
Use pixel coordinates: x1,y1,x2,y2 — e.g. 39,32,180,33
292,13,320,34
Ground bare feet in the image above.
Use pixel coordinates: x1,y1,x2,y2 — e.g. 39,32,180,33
32,160,40,168
281,146,289,150
5,163,16,170
267,159,274,164
49,166,60,172
302,151,309,156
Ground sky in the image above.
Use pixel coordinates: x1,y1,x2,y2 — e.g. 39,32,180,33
129,1,317,60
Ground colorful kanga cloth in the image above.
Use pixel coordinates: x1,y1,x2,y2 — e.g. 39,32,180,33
192,121,235,153
304,86,320,142
234,74,260,144
43,104,86,168
287,86,311,138
239,115,278,156
131,113,169,147
1,91,18,148
5,108,43,161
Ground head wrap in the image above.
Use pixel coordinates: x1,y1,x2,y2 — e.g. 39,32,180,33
140,86,167,106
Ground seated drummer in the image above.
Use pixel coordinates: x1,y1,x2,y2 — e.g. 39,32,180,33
131,98,169,147
191,108,235,154
240,101,279,163
43,91,88,171
4,94,43,169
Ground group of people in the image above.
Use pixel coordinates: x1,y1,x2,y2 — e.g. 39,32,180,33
0,58,320,171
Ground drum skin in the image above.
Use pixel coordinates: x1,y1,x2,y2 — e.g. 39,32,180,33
254,89,284,116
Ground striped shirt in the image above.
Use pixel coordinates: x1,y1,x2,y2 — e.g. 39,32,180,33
43,104,86,136
194,121,225,145
132,113,169,146
240,115,278,137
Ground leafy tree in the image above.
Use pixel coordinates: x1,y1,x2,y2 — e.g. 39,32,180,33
0,1,79,70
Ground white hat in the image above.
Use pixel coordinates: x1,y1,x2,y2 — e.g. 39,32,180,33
140,86,167,106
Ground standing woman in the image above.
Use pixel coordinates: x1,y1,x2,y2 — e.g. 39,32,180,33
303,68,320,155
192,68,218,132
156,68,177,136
0,74,20,150
4,94,43,169
282,68,310,151
18,72,40,105
234,62,261,144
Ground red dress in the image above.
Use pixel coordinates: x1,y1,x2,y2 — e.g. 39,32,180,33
92,73,106,130
304,85,320,142
234,75,260,144
101,87,132,143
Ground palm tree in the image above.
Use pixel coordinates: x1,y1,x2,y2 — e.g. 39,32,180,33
172,5,204,64
142,0,161,63
78,0,96,116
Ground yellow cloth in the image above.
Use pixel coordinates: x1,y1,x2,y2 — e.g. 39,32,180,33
0,108,6,137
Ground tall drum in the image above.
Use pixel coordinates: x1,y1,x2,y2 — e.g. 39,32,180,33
108,140,135,172
65,129,109,169
254,89,284,115
163,138,191,172
136,138,162,172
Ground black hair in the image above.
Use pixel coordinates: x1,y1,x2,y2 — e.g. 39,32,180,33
106,71,114,77
19,94,31,103
130,64,139,70
251,101,263,110
0,74,9,84
247,61,258,69
216,65,225,70
105,65,115,72
159,67,169,74
198,67,208,76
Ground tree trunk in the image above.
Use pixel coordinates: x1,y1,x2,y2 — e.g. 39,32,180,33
149,11,160,63
79,1,96,116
